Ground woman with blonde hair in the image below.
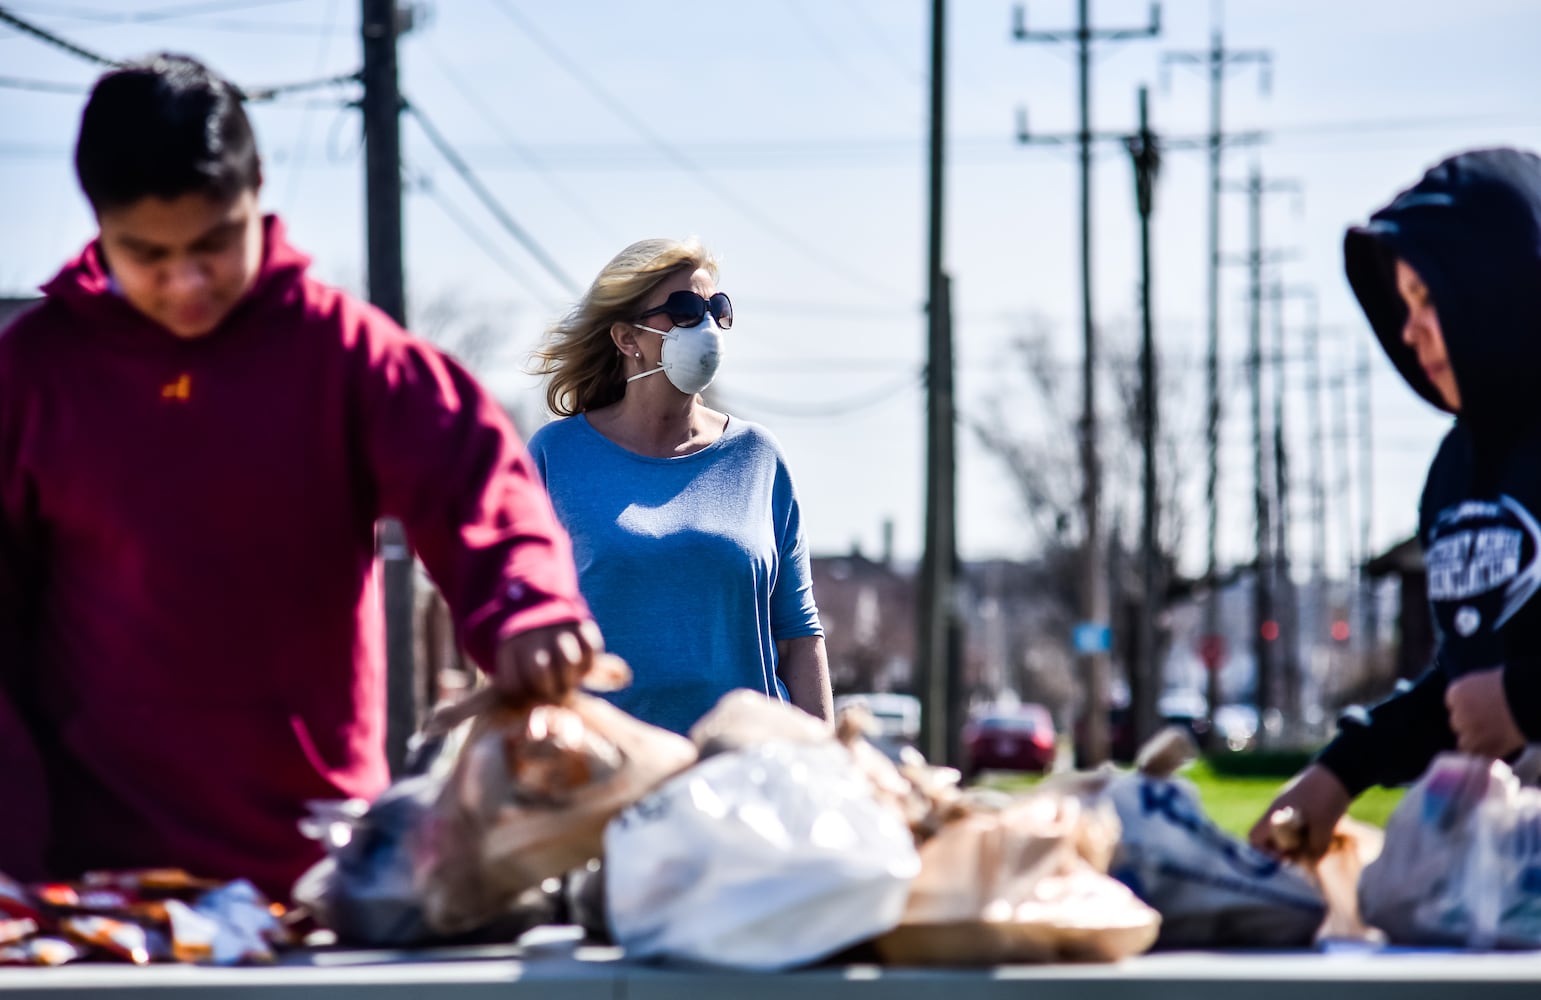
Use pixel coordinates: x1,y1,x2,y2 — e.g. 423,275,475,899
526,238,831,734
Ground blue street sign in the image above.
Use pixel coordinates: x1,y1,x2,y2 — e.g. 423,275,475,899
1072,622,1112,654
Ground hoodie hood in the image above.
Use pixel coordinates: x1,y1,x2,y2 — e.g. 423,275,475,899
38,214,311,351
1343,148,1541,427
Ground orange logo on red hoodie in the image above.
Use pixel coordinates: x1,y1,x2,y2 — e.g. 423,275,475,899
160,373,191,402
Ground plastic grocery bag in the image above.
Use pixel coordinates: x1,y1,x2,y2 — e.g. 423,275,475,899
874,791,1161,964
292,779,439,946
603,739,920,970
416,688,697,936
292,719,471,946
690,690,968,842
1052,729,1326,948
1359,752,1541,948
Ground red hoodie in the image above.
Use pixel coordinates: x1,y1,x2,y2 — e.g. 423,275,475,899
0,217,588,899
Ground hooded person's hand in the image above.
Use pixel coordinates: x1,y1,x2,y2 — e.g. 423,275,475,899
1447,667,1526,759
1248,764,1351,861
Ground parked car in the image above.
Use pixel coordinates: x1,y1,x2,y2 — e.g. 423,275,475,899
962,703,1056,778
1073,705,1137,766
1213,703,1260,752
1157,689,1213,747
833,692,921,745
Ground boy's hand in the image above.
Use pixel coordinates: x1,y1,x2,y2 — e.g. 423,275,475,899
494,619,605,702
1248,764,1350,861
1446,668,1526,758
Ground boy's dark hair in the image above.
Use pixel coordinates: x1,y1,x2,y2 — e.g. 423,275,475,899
74,53,261,213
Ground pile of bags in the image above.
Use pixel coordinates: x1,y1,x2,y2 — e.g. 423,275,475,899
294,661,1541,967
0,869,291,966
297,674,1164,968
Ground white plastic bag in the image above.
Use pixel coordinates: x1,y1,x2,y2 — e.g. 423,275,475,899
1099,768,1326,947
1359,752,1541,948
603,740,920,970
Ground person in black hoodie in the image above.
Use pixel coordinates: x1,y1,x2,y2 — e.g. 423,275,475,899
1250,147,1541,859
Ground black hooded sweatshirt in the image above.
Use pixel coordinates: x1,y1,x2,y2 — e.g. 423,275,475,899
1317,147,1541,796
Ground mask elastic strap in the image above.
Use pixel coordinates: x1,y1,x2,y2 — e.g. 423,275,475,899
627,321,672,383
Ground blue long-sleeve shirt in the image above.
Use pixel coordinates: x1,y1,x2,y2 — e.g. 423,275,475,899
527,413,822,735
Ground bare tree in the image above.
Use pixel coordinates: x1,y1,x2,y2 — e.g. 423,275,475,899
411,289,523,376
969,311,1204,755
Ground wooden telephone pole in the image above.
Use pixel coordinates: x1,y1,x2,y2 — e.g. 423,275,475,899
360,0,414,775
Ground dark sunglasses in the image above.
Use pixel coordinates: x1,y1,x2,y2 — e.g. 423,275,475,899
634,290,733,331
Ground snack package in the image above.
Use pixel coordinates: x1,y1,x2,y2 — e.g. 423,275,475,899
0,937,84,967
60,915,152,965
0,869,287,966
416,688,697,936
0,874,41,923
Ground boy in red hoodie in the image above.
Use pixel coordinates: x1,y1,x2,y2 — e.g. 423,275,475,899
0,54,601,900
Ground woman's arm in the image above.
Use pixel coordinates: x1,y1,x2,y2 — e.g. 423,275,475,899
777,635,832,723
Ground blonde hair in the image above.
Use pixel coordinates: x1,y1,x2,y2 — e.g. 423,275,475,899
530,237,718,416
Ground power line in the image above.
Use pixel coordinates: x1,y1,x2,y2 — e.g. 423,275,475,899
415,113,1541,168
0,6,120,67
0,7,356,99
781,0,895,103
242,70,358,103
724,368,922,419
413,172,560,311
836,0,924,85
3,0,299,23
278,0,340,209
421,38,615,243
0,74,84,94
485,0,908,303
403,97,579,295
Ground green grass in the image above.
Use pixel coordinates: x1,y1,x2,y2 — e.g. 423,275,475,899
1179,758,1404,838
986,757,1405,839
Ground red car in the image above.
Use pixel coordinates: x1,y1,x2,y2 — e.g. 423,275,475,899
962,704,1057,777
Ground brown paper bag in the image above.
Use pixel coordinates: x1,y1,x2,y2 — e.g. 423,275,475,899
874,793,1160,964
417,689,697,935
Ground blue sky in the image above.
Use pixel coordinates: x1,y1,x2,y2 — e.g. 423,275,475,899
3,0,1539,579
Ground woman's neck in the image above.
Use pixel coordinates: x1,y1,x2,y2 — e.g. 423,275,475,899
590,391,725,458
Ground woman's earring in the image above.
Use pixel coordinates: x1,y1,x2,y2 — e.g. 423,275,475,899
634,352,641,358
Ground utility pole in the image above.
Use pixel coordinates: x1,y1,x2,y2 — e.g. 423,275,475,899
1126,86,1162,750
1222,164,1297,745
1329,370,1357,605
918,0,962,767
1160,23,1268,740
1299,296,1327,588
1302,300,1327,730
1357,340,1377,667
1242,169,1272,739
1269,281,1298,739
361,0,414,775
1013,0,1160,767
1265,281,1315,735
